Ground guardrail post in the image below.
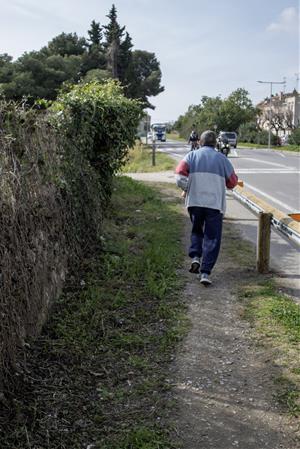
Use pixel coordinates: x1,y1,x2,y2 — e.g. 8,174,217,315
152,141,156,166
257,212,272,273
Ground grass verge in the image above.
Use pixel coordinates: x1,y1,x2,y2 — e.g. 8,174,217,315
0,176,187,449
223,221,300,418
166,133,185,142
239,280,300,417
122,144,176,173
239,142,300,152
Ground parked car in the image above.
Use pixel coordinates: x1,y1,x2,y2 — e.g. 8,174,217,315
217,131,237,149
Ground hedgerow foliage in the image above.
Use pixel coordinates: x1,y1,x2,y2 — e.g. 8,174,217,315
0,81,141,392
53,80,141,179
289,127,300,145
51,80,141,245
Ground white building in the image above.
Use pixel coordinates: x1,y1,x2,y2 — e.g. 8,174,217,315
257,90,300,138
137,114,151,138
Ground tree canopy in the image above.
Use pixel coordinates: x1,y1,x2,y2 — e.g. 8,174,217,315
47,33,87,57
174,88,257,138
125,50,164,108
88,21,103,48
0,4,164,108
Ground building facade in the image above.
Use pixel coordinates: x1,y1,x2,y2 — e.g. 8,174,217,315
137,114,151,138
257,90,300,138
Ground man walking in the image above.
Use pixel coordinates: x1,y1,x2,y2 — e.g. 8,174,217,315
175,130,238,286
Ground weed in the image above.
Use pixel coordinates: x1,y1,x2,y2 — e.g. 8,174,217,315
239,279,300,416
275,376,300,417
241,281,300,343
100,426,175,449
122,144,176,173
0,176,186,448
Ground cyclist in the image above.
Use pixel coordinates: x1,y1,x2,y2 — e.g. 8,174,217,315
188,127,199,151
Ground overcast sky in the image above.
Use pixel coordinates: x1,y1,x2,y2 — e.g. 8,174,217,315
0,0,299,122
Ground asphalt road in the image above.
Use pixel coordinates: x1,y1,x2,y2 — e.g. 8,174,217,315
156,141,300,216
131,140,300,299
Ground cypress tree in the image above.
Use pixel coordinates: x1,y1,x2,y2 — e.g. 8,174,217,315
103,4,125,45
118,32,133,83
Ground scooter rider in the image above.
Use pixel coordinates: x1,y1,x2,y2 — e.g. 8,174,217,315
218,136,230,157
188,127,199,150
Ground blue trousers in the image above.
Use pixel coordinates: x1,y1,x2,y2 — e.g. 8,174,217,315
188,207,223,275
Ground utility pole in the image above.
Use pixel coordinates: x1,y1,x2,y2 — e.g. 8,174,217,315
145,114,150,145
283,76,287,94
257,80,285,149
295,73,300,92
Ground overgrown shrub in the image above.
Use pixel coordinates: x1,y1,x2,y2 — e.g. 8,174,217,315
238,121,277,145
0,81,141,393
289,127,300,145
53,80,141,173
51,80,141,246
238,122,258,143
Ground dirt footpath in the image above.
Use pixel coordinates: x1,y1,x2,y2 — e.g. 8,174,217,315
126,174,299,449
169,214,299,449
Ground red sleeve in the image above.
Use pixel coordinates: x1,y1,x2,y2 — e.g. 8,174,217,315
175,160,189,177
226,171,238,189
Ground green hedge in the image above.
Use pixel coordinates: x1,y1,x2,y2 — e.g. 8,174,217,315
238,122,278,145
0,81,141,393
53,80,141,173
51,80,142,246
289,127,300,145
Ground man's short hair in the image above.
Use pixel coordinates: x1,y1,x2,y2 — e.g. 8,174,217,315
200,130,216,147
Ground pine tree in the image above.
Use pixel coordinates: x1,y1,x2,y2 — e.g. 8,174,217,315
88,20,103,47
80,20,106,76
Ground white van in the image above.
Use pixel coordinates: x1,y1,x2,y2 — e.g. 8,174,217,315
217,131,237,148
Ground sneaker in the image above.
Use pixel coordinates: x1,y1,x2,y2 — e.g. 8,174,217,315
189,257,200,273
199,273,212,286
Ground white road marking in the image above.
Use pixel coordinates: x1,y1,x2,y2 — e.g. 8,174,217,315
236,169,300,174
241,157,294,169
243,182,295,212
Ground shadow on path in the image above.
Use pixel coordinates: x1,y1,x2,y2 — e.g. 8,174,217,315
169,215,299,449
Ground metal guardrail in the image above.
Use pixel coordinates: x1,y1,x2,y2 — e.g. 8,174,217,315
269,215,300,246
232,187,300,247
